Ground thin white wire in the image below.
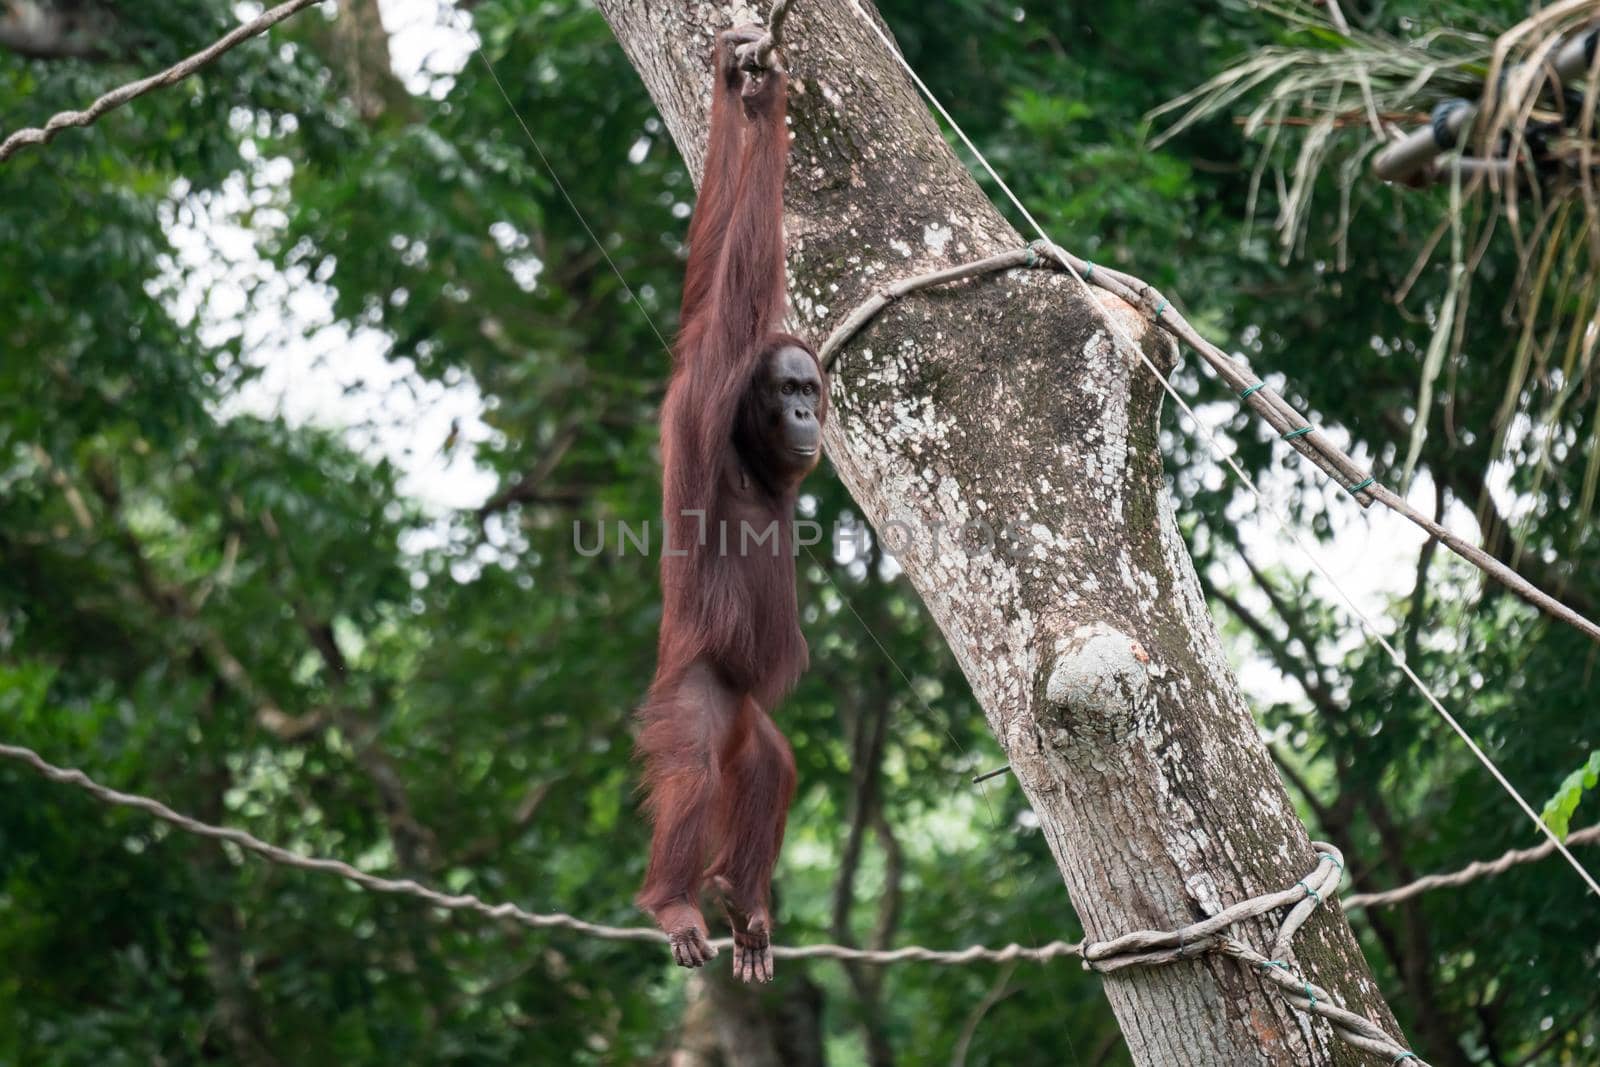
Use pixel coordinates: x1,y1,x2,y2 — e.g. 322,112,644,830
843,0,1600,900
466,30,675,357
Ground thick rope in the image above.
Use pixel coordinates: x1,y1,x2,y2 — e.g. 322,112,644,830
1082,846,1425,1065
818,247,1035,368
0,0,323,163
0,742,1431,1058
736,0,792,71
1344,823,1600,910
3,738,1590,962
819,240,1600,648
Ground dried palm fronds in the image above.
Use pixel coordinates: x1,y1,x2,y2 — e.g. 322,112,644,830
1153,0,1600,554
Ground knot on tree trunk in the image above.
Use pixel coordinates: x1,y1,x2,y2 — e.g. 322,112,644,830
1039,623,1154,758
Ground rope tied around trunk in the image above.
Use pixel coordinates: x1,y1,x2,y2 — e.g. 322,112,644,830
816,237,1600,648
1081,844,1424,1064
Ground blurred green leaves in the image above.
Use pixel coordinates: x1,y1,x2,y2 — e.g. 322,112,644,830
1543,751,1600,841
1,0,1597,1063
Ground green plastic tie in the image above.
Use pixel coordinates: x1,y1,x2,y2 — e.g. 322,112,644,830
1297,880,1320,905
1304,983,1317,1008
1282,426,1313,441
1084,261,1095,279
1347,476,1375,495
1154,299,1167,318
1393,1054,1419,1064
1317,852,1343,871
1259,959,1291,971
1239,383,1263,400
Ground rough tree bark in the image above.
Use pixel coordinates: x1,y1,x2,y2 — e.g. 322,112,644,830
669,972,826,1067
593,1,1408,1062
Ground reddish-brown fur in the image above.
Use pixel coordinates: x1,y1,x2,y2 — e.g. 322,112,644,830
635,29,826,981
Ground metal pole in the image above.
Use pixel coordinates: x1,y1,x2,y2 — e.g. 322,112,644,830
1372,28,1598,183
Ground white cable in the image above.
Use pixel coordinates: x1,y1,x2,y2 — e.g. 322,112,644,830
466,29,676,358
844,0,1600,899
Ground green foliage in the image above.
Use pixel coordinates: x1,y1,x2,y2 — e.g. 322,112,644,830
1160,0,1600,521
1,0,1596,1064
1543,751,1600,840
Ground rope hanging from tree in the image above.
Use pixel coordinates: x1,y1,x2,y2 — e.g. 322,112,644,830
818,238,1600,647
736,0,792,71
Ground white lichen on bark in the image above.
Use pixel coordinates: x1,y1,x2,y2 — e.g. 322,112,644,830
595,2,1405,1062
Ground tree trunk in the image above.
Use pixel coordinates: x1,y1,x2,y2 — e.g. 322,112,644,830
593,1,1407,1062
668,971,826,1067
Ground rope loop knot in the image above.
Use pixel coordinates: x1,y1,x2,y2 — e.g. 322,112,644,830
1077,845,1421,1063
735,0,792,72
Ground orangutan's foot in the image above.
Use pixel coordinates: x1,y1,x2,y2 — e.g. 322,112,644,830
712,875,774,983
652,899,717,969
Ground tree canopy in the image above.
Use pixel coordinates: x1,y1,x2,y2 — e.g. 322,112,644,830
1,1,1596,1064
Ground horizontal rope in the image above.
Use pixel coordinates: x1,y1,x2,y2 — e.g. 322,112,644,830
0,741,1430,1060
1344,822,1600,911
2,740,1589,969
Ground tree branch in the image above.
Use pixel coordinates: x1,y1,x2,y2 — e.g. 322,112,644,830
1360,790,1470,1067
828,665,896,1067
254,506,440,872
1206,579,1339,714
950,960,1018,1067
187,671,287,1067
1509,992,1600,1066
1405,479,1445,665
476,423,582,521
1267,745,1338,829
48,455,324,741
